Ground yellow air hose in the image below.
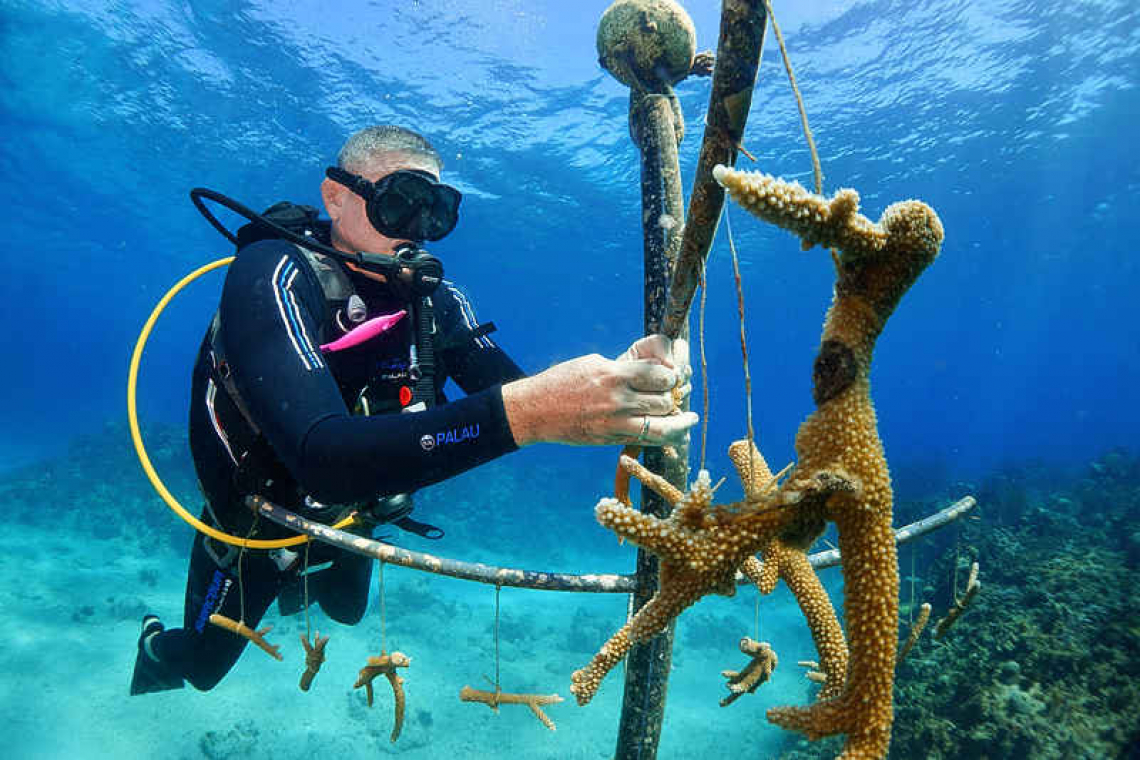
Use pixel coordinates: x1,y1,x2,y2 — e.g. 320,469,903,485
127,256,355,549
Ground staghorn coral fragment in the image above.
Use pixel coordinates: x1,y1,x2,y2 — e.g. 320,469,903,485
459,686,565,731
573,439,869,707
730,438,847,697
898,603,932,661
572,445,847,706
208,614,283,661
754,535,849,700
720,638,778,706
934,562,980,640
354,651,411,742
298,631,329,691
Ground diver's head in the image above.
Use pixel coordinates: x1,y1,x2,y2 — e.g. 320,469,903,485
321,126,460,268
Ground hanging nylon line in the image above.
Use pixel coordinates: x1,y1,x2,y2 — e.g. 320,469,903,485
725,210,757,487
763,0,823,194
698,262,711,471
378,561,388,654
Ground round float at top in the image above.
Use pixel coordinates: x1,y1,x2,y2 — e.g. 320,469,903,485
597,0,697,90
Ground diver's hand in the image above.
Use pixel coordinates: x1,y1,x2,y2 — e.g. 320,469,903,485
502,346,697,448
614,334,692,404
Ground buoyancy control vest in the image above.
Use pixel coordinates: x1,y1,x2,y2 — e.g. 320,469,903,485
204,200,456,537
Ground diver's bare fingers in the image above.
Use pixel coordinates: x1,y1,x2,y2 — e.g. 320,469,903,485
616,334,674,367
621,361,677,393
640,411,698,447
629,392,677,417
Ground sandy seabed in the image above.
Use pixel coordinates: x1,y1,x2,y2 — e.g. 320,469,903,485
0,514,824,760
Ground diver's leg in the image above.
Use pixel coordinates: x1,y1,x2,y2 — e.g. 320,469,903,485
142,532,280,691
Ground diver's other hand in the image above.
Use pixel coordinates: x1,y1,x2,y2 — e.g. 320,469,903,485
501,352,698,448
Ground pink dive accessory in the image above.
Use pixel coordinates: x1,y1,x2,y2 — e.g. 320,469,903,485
320,309,407,353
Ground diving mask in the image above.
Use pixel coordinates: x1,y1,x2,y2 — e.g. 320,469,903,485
326,166,462,242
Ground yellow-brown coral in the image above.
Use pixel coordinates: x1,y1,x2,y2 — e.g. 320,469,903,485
734,440,848,700
459,686,565,731
208,614,283,661
354,651,411,742
934,561,980,639
721,163,941,759
898,603,931,661
575,164,943,760
299,631,329,691
571,457,789,706
720,638,777,706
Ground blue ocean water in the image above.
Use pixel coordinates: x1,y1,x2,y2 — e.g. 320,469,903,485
1,1,1137,759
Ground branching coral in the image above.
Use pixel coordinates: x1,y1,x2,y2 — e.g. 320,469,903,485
735,441,849,701
720,637,777,706
459,686,565,731
898,603,932,661
934,561,980,639
574,164,944,760
299,632,329,691
209,614,283,661
354,651,411,742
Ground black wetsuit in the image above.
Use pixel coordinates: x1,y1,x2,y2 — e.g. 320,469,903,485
151,238,524,690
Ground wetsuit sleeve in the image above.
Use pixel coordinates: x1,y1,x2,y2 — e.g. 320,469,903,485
437,281,526,393
220,241,518,505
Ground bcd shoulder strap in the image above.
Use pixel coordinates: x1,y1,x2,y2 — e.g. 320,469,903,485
293,244,354,307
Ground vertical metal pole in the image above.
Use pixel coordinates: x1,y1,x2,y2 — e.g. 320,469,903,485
615,92,689,760
600,2,768,757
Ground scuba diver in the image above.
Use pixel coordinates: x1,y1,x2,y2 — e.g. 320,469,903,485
131,125,696,694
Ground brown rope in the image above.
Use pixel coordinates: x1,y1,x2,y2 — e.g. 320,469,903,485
725,210,757,485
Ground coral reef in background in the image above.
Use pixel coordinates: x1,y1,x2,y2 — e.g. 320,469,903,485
780,450,1140,759
0,421,198,552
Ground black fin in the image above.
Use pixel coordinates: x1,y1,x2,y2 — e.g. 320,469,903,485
129,617,184,695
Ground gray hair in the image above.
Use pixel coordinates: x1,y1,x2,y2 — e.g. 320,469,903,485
337,125,443,175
